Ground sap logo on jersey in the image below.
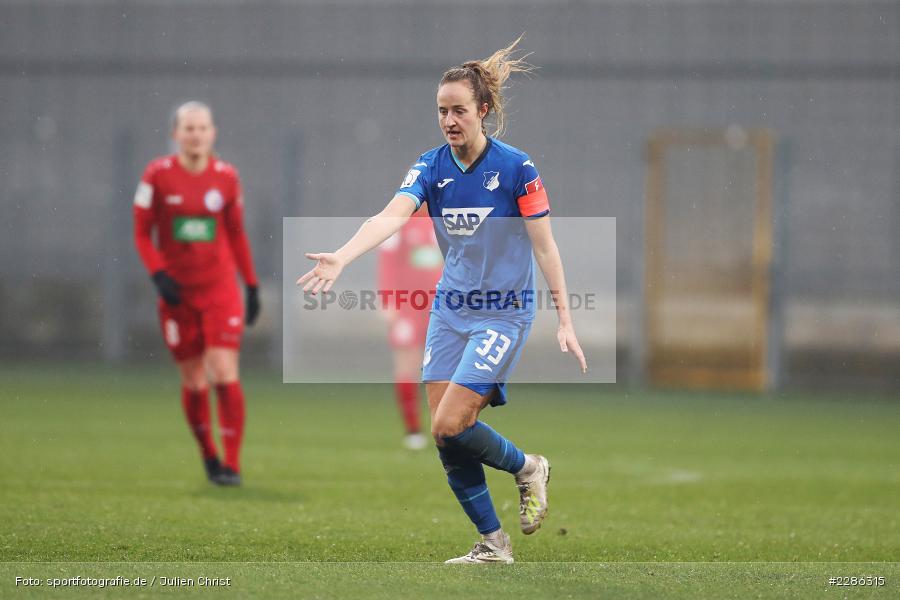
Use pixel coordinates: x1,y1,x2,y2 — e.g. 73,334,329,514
442,207,494,236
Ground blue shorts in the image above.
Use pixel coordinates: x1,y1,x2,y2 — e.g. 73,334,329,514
421,308,532,406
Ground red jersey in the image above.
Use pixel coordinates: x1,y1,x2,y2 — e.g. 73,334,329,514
378,209,443,313
133,155,257,289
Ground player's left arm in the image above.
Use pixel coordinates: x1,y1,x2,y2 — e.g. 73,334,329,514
517,159,588,373
525,216,587,373
223,176,261,325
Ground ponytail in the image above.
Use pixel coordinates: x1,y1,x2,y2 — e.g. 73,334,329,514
439,35,533,138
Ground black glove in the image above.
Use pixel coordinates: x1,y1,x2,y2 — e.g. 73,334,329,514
152,271,181,306
245,285,261,326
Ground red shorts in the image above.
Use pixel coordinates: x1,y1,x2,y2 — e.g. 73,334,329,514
388,309,431,349
158,283,244,361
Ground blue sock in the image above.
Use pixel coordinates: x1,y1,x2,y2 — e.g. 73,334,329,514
442,421,526,474
438,445,501,535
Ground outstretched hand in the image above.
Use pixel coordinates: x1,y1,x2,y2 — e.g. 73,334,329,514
296,252,346,295
557,322,588,374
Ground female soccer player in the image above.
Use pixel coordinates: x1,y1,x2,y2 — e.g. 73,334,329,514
298,39,587,563
133,102,260,486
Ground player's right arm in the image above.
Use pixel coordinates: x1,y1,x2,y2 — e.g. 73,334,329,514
133,160,181,305
297,194,417,294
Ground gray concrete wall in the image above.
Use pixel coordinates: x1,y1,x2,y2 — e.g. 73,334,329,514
2,1,898,385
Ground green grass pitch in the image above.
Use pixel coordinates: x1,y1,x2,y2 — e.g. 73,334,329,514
1,363,898,598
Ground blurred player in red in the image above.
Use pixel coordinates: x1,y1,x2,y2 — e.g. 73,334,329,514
133,101,260,486
377,206,443,450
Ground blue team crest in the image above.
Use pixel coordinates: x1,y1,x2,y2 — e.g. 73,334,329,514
483,171,500,191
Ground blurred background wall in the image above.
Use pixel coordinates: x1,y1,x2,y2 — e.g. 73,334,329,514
1,0,898,389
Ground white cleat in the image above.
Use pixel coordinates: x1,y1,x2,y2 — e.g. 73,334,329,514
516,454,551,535
444,531,514,564
403,433,428,450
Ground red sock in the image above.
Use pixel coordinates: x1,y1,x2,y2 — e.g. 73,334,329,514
215,382,246,472
181,387,218,459
395,381,420,434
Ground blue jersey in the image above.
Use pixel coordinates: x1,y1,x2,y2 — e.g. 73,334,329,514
395,138,550,321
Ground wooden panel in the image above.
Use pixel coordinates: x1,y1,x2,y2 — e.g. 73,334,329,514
645,128,774,391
